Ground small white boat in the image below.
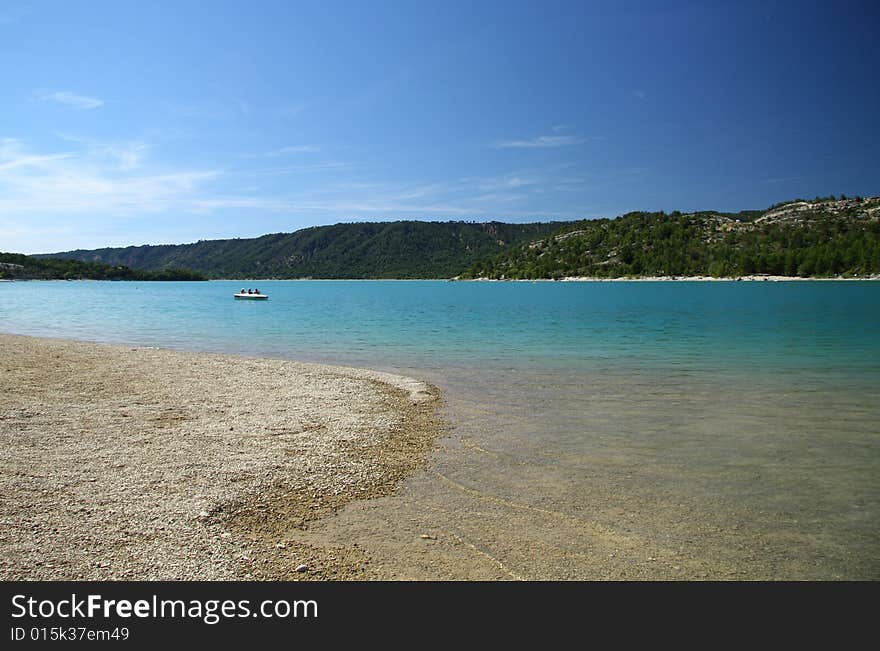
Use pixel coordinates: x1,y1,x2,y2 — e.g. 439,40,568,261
234,292,268,300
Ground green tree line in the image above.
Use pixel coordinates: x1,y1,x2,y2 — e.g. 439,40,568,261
463,208,880,280
0,253,206,281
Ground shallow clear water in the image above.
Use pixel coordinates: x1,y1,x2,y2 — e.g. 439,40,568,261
2,279,878,578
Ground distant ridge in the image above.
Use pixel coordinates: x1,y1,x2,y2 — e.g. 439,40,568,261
40,221,564,279
461,196,880,279
36,197,880,280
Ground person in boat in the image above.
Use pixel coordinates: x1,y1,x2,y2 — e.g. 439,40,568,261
247,288,252,294
240,288,245,294
254,288,260,294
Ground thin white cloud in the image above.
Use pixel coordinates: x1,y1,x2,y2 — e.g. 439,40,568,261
463,172,540,191
56,134,150,171
1,134,591,253
259,145,322,157
632,89,647,100
470,193,529,204
759,177,797,184
235,161,356,177
491,174,537,189
0,138,217,218
270,171,584,219
0,150,74,172
276,102,308,119
161,98,247,121
38,91,104,110
494,134,586,149
554,176,590,192
341,65,413,112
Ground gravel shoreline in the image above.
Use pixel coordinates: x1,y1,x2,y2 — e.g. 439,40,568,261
0,334,442,580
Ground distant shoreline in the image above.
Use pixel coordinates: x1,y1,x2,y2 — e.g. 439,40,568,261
225,275,880,282
462,274,880,282
4,275,880,283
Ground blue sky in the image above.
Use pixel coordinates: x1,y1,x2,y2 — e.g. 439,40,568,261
1,0,878,253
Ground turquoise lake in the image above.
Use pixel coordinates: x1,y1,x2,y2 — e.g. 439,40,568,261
2,279,879,377
2,279,878,578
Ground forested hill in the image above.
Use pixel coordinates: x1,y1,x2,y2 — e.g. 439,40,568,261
33,197,880,280
461,196,880,279
0,253,206,281
42,221,563,279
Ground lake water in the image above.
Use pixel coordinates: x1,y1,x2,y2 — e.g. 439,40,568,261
2,279,878,578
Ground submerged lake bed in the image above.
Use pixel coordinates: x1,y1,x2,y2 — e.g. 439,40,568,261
2,279,878,579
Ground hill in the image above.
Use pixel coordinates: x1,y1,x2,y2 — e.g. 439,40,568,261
461,196,880,279
43,221,564,279
0,253,206,281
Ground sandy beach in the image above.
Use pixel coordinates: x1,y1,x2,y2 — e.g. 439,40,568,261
0,334,441,580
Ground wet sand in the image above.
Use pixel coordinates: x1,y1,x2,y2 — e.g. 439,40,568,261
0,334,441,580
296,366,880,580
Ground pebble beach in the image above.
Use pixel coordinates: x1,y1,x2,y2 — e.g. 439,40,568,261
0,334,441,580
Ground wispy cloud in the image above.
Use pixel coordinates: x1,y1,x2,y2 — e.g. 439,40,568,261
271,170,587,219
0,138,359,229
38,90,104,110
0,138,217,220
235,161,355,177
162,97,253,121
0,150,74,172
758,176,797,185
632,89,647,100
554,176,590,192
466,172,540,191
1,134,593,253
494,134,586,149
258,145,322,157
56,134,150,171
275,102,308,119
343,65,413,112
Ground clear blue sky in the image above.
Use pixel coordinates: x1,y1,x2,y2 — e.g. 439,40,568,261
2,0,878,253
